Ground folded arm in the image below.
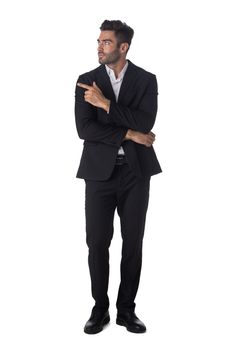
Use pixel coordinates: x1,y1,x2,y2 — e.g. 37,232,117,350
107,75,158,133
75,76,127,147
76,74,157,148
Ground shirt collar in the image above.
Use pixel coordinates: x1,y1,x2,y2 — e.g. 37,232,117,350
105,60,128,82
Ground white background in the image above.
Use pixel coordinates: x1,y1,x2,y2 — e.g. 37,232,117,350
0,0,233,349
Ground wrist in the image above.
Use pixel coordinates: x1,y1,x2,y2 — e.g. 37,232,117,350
102,99,110,113
125,129,134,141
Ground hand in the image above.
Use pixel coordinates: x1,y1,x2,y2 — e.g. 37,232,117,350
77,81,110,112
125,129,155,147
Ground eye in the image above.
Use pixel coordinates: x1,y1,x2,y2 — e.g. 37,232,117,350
104,41,111,45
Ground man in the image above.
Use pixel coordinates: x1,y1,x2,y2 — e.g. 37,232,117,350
75,20,162,334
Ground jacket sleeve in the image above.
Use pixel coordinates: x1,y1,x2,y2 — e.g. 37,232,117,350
75,75,127,147
107,74,158,133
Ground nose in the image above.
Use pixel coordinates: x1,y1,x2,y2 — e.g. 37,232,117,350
97,41,104,50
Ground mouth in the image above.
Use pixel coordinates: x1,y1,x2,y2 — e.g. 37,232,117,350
98,52,104,58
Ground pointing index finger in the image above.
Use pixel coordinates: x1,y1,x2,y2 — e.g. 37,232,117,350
77,82,92,90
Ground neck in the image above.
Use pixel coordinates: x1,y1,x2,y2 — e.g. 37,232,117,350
107,58,127,79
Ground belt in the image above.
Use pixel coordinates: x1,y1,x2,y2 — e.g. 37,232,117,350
115,155,127,165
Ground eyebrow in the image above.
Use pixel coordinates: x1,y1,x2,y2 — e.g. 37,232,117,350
97,39,113,43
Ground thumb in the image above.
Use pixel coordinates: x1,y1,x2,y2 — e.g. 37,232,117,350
93,81,100,90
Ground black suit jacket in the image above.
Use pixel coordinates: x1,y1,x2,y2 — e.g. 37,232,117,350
75,60,162,180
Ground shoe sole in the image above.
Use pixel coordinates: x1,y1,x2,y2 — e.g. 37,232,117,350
116,318,146,333
84,315,110,334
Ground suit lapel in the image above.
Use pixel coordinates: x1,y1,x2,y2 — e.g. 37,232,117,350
96,64,116,102
118,60,138,104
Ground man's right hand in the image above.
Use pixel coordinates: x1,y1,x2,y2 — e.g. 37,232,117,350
124,129,155,147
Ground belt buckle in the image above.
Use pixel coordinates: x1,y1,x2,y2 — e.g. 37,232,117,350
116,155,126,165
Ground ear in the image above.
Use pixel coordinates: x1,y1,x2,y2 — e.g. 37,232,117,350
120,43,129,53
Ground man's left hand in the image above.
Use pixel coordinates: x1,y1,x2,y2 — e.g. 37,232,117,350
77,82,110,113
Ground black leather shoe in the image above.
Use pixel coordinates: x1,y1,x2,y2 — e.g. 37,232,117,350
84,309,110,334
116,311,146,333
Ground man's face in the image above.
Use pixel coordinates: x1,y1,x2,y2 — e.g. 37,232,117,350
97,30,121,65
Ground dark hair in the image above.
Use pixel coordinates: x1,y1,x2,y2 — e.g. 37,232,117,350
100,20,134,48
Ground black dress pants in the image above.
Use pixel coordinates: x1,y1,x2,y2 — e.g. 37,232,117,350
85,162,150,313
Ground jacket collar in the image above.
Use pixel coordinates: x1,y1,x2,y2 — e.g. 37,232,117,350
97,60,138,103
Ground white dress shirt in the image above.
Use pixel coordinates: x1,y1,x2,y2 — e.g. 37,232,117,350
105,60,129,155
